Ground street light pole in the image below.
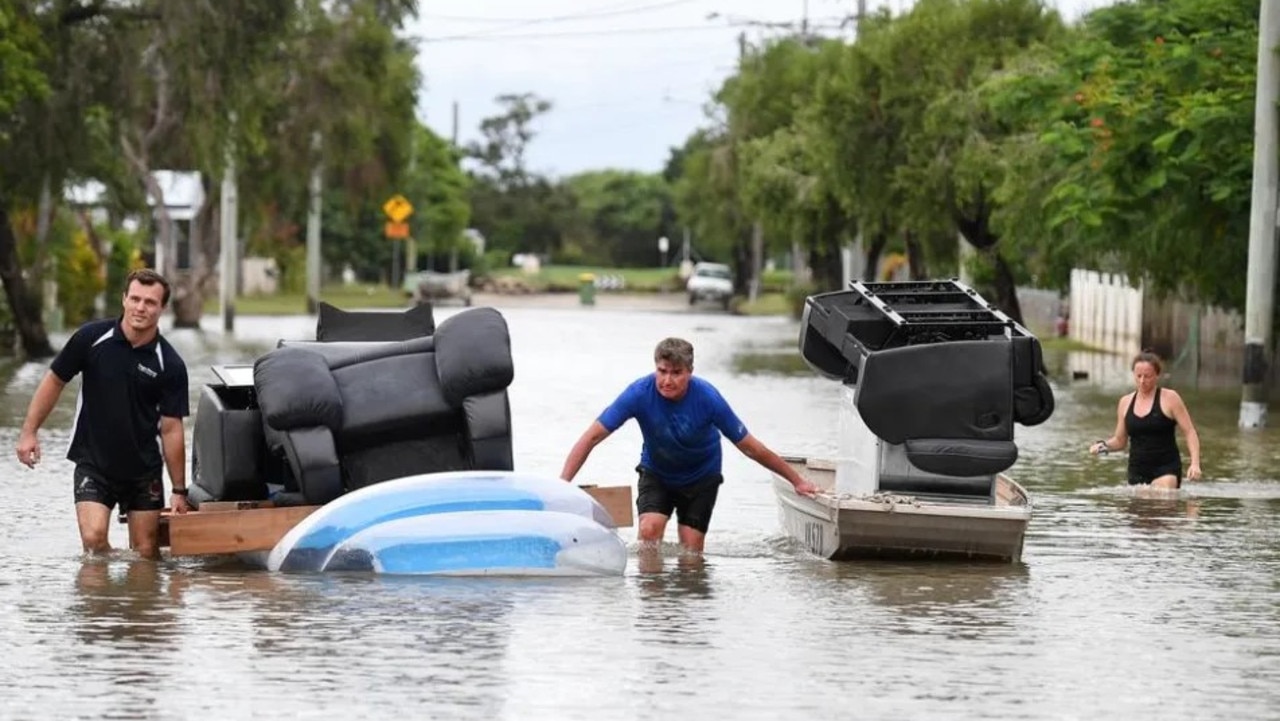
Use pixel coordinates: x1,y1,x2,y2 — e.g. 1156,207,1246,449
306,132,323,315
1240,0,1280,428
219,125,238,333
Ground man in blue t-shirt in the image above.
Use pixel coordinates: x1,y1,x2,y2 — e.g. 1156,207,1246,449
15,269,190,559
560,337,817,552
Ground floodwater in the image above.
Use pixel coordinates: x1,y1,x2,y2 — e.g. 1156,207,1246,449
0,298,1277,720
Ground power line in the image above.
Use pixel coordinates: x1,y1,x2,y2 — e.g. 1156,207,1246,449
421,22,847,43
418,0,696,26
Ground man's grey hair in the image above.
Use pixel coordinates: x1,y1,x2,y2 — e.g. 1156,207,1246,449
654,337,694,369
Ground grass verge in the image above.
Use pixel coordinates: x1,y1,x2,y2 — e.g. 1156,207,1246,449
204,284,407,316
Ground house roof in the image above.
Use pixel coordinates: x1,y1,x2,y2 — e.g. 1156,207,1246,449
64,171,205,221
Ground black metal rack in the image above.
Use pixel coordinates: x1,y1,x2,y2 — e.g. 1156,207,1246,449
804,279,1034,358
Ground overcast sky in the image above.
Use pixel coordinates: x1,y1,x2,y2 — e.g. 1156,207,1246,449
409,0,1116,178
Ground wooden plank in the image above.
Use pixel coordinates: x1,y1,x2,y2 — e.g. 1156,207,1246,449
580,485,634,528
196,500,277,512
166,506,320,556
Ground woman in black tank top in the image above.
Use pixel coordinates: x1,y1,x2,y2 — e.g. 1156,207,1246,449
1088,351,1202,489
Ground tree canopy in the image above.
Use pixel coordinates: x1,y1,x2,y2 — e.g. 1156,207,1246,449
1,0,1270,354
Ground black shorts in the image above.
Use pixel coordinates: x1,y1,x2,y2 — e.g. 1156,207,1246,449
1128,461,1182,489
635,467,723,534
73,464,165,513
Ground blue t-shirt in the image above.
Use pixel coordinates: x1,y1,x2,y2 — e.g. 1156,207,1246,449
598,375,749,486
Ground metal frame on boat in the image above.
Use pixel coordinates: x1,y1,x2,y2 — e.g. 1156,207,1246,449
774,279,1055,562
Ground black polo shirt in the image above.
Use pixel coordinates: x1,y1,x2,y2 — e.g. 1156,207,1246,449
50,318,189,482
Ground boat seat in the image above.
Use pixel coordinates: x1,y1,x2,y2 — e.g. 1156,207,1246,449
875,439,1006,502
252,307,514,505
856,341,1013,444
848,340,1019,501
902,438,1018,478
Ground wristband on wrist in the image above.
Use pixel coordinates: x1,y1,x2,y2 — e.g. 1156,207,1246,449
171,487,189,496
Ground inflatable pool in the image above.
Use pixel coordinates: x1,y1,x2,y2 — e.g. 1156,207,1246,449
266,471,628,576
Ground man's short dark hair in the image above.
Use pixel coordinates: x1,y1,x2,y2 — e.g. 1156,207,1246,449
125,268,172,306
654,337,694,369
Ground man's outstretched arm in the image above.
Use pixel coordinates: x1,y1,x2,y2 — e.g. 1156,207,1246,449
560,421,612,483
735,434,817,497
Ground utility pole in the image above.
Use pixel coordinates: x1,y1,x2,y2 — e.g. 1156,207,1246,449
448,100,461,272
405,125,418,278
734,30,765,302
1240,0,1280,428
844,0,869,288
306,132,323,314
219,122,238,333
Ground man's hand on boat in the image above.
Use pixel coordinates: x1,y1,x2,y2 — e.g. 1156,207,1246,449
790,478,819,497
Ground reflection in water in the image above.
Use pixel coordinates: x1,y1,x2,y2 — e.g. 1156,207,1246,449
1077,485,1207,534
64,556,182,708
72,557,182,647
1,311,1277,720
635,543,712,595
821,562,1029,636
170,570,520,715
634,543,715,649
1118,496,1202,533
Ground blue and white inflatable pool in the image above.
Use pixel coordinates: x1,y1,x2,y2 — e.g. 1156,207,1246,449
265,471,628,576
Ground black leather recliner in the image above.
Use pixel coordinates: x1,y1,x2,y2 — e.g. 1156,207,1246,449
189,305,514,507
253,307,515,505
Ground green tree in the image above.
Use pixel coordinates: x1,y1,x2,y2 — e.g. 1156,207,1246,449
467,93,553,190
562,170,671,267
669,129,742,267
411,125,472,270
0,3,55,357
465,94,562,257
847,0,1062,319
732,39,850,291
994,0,1257,309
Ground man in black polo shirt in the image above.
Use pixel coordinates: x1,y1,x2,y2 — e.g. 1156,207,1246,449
16,268,191,559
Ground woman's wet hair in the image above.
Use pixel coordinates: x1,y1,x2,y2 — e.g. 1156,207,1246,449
1131,349,1163,374
654,337,694,369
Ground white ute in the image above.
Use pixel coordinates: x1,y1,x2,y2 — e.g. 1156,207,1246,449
686,262,734,310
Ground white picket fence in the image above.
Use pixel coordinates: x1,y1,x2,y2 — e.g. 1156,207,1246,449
1069,268,1144,355
1067,267,1252,388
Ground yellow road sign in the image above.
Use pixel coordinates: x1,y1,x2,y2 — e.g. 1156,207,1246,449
382,194,414,223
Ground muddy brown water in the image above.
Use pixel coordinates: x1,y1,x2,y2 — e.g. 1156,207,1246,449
0,300,1276,719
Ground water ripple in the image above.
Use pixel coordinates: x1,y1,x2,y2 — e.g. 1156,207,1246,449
1,314,1277,719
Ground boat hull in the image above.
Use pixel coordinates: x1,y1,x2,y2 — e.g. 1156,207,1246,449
773,463,1030,563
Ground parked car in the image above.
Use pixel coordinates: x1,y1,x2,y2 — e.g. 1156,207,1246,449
402,269,473,307
686,262,733,309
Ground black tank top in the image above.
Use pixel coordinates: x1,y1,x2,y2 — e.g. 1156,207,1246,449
1125,387,1180,472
